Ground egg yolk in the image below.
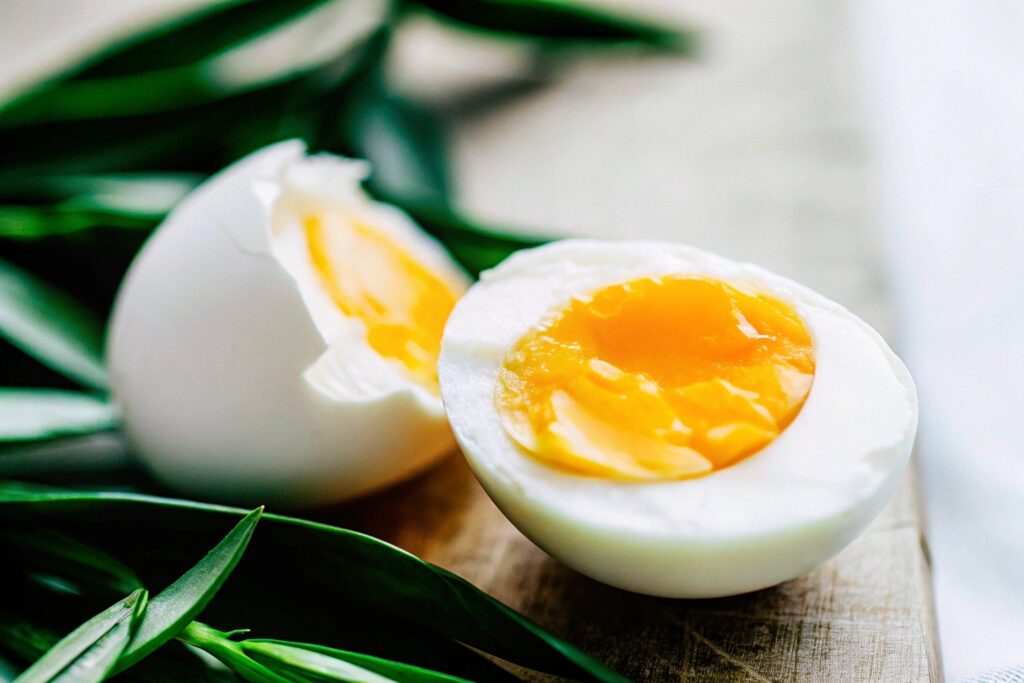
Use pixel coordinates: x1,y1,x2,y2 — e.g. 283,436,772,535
495,276,815,480
304,212,459,392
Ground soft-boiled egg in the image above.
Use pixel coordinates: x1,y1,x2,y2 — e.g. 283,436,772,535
107,141,468,505
439,240,917,597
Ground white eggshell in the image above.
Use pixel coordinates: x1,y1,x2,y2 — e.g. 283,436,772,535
107,141,464,506
439,239,918,597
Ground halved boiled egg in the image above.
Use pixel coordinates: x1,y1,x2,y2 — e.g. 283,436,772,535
107,141,468,505
439,240,917,597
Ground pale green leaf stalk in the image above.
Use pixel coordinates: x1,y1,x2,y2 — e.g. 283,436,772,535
179,623,293,683
113,507,263,672
244,640,475,683
13,588,147,683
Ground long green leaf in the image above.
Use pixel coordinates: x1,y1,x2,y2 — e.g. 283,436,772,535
376,192,549,276
13,588,147,683
0,259,107,391
0,483,625,683
0,390,116,443
1,529,142,596
179,623,293,683
242,640,396,683
0,174,198,240
114,507,263,672
0,206,156,239
411,0,693,50
245,640,471,683
336,74,450,205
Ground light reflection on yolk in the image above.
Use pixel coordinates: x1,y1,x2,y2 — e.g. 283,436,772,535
304,212,459,393
495,277,815,480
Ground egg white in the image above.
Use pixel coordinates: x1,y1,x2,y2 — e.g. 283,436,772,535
439,239,917,597
108,141,467,506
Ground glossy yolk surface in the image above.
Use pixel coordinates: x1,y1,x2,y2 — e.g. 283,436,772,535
495,276,815,480
304,212,459,392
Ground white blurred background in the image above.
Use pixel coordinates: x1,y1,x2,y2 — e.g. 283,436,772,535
3,1,1022,677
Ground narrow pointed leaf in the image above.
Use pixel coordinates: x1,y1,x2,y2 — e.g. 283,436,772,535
0,390,115,443
0,484,626,682
1,528,142,595
13,588,147,683
179,623,294,683
411,0,693,50
114,507,263,671
245,640,472,683
374,192,549,276
0,259,107,391
0,206,156,239
338,78,450,205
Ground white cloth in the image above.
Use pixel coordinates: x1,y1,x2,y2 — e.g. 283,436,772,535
855,1,1024,677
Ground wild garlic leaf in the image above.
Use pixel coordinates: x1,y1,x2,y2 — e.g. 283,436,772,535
178,623,294,683
1,528,142,596
410,0,694,51
0,485,626,682
13,588,147,683
339,73,451,207
375,193,549,276
0,259,107,391
113,507,263,672
244,640,472,683
0,390,116,443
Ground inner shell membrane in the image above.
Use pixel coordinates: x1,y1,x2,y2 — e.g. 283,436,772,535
495,276,816,481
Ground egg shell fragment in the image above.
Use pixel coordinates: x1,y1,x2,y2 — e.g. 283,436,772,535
107,141,464,506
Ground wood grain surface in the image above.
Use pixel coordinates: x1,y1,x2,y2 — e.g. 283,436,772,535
332,457,938,681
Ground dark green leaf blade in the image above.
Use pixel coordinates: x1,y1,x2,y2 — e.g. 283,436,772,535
0,484,626,682
0,390,116,443
75,0,334,77
13,588,147,683
0,259,107,391
244,639,471,683
114,507,263,671
1,528,142,596
412,0,693,50
338,78,450,205
376,193,550,276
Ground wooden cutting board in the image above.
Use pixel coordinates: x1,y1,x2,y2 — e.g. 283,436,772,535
334,456,937,681
348,1,941,679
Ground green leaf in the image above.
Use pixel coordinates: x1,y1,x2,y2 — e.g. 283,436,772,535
1,528,142,596
0,484,626,683
0,390,116,443
377,192,549,276
242,640,397,683
114,507,264,672
0,258,107,391
0,206,156,240
178,623,294,683
0,174,197,240
410,0,694,50
244,640,472,683
337,77,450,205
13,588,147,683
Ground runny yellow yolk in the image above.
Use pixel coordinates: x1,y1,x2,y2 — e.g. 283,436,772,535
304,212,459,393
495,276,816,480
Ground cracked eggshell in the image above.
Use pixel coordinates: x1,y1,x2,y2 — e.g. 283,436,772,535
107,141,464,506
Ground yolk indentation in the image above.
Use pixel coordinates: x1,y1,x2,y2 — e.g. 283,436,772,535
495,276,815,480
304,212,459,392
